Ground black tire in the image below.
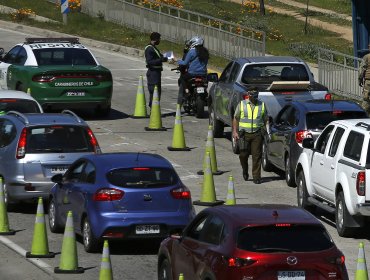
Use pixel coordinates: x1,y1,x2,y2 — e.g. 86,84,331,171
82,216,101,253
285,155,296,187
296,171,315,212
208,103,224,138
48,199,63,233
335,191,354,237
195,96,205,118
95,105,111,117
262,142,273,172
158,258,173,280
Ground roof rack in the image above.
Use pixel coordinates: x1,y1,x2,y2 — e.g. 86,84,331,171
62,110,82,123
6,111,29,125
25,37,80,44
355,122,370,131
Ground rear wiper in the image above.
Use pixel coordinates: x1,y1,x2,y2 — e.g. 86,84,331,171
144,181,169,186
255,247,293,252
33,148,64,152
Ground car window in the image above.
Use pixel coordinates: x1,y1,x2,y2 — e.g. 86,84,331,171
228,63,241,83
306,111,367,130
315,125,334,154
199,215,225,245
106,167,178,188
2,46,21,64
219,62,233,82
33,48,97,66
80,161,96,184
0,119,16,148
64,161,86,182
328,127,345,157
26,125,93,153
0,99,41,113
237,224,334,252
14,47,27,65
343,131,364,161
276,106,292,126
186,214,209,240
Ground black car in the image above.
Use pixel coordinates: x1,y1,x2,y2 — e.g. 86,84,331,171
262,100,367,187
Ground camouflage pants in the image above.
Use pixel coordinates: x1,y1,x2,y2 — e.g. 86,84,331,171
362,80,370,115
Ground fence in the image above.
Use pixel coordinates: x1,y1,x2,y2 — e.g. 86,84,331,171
80,0,265,59
318,48,362,101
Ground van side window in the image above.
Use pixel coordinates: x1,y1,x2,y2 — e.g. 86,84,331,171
343,131,364,161
315,125,334,154
328,127,345,157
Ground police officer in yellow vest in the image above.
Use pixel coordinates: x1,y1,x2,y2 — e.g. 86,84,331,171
232,88,269,184
145,32,168,108
359,44,370,115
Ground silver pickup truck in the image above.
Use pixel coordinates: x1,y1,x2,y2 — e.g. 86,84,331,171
208,56,330,153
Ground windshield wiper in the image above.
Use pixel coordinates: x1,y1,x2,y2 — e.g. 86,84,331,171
255,247,293,252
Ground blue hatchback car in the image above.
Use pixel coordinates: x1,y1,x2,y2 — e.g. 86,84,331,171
48,152,196,252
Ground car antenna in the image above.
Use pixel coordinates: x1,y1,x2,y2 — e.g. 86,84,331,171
136,152,140,162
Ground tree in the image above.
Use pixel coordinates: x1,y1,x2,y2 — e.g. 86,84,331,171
304,0,309,34
259,0,266,16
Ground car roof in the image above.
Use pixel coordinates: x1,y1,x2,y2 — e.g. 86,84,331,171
0,90,39,100
290,100,365,112
4,111,86,126
81,152,173,170
330,118,370,128
204,204,321,226
235,56,305,64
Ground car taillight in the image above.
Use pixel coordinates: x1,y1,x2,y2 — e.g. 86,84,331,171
295,130,312,144
16,128,27,159
95,73,112,82
325,93,332,100
356,171,366,196
32,75,56,82
87,128,101,154
93,188,124,201
224,256,257,267
327,255,345,265
171,186,191,199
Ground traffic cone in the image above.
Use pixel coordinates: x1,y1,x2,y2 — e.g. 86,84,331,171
197,125,223,175
131,75,148,118
179,273,184,280
193,152,224,206
145,85,166,131
99,240,113,280
0,177,15,235
355,242,369,280
225,175,236,205
168,104,190,151
26,197,55,258
54,211,84,274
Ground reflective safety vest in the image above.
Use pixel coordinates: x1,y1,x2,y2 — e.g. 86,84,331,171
239,100,265,133
145,44,162,70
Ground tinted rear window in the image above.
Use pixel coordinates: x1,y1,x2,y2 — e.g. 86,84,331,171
306,111,367,130
26,125,93,153
33,48,97,66
0,99,40,113
107,167,178,188
237,225,334,252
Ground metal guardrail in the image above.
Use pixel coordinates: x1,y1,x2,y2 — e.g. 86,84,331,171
318,48,363,101
80,0,265,59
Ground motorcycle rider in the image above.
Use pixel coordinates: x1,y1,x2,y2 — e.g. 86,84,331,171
176,35,209,106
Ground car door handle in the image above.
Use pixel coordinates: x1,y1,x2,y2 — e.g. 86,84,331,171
331,165,334,170
320,161,324,165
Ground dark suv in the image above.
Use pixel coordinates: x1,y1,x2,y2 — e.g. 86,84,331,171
262,100,367,186
0,110,101,207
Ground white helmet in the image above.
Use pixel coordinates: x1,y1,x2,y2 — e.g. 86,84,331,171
188,36,204,48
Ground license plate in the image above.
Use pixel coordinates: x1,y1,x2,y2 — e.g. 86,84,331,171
196,87,205,93
66,91,85,96
278,271,305,280
51,166,68,174
135,225,160,234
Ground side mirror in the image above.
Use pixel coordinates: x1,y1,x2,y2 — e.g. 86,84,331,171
302,137,314,149
207,72,219,83
51,173,64,184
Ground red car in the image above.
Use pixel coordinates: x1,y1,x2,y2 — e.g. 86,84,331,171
157,204,348,280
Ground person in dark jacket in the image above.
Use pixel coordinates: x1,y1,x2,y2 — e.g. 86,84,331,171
145,32,168,108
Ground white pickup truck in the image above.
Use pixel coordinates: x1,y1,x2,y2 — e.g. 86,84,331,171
295,119,370,237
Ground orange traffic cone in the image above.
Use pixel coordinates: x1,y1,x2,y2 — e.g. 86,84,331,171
0,177,15,235
197,125,223,175
193,152,224,206
168,104,190,151
131,75,148,118
145,86,166,131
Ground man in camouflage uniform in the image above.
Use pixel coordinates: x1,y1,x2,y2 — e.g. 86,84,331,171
359,44,370,115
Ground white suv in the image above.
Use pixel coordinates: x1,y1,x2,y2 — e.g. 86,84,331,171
295,119,370,237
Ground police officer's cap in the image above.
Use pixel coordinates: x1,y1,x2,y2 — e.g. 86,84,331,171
150,32,161,41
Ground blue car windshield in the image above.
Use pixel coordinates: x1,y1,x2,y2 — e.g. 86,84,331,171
107,167,178,188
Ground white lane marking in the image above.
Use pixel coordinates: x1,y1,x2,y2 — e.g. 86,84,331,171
0,236,54,275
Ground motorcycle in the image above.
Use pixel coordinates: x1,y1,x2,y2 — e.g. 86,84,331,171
172,66,208,118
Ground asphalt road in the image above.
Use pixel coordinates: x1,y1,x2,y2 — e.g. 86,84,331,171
0,24,367,280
